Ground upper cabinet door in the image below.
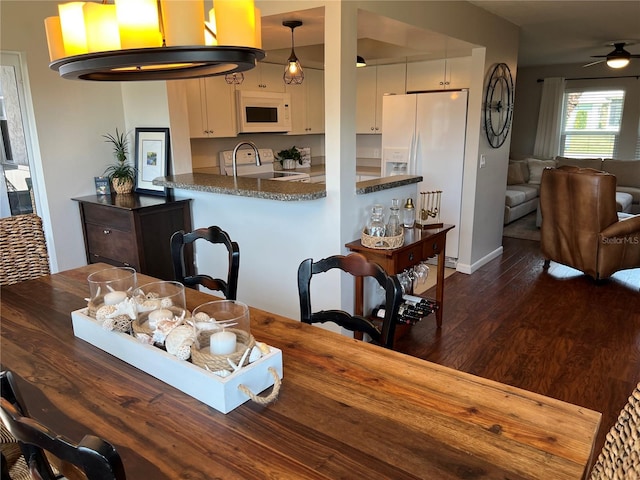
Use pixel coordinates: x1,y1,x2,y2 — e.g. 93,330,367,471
185,77,237,138
406,57,471,91
285,68,324,135
305,68,325,134
357,64,406,134
356,67,377,134
445,57,471,90
238,63,285,92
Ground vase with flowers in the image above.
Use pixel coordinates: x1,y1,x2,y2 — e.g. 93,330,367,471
103,128,136,194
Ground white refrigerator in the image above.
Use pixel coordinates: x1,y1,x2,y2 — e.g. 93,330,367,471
381,90,468,264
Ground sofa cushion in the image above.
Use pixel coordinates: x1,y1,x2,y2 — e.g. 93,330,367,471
509,160,530,183
555,157,603,170
616,192,633,213
505,185,539,207
507,163,525,185
527,159,557,184
616,186,640,205
602,159,640,188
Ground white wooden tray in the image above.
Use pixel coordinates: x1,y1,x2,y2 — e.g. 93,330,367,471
71,308,283,414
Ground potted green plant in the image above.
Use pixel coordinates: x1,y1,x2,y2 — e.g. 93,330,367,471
276,146,302,170
102,128,136,194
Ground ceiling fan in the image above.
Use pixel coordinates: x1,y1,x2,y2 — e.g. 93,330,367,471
583,42,640,69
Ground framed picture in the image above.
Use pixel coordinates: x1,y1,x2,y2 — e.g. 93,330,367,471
94,176,111,195
134,127,170,196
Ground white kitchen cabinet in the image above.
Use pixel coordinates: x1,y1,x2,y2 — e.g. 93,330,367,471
356,64,406,134
186,77,237,138
286,68,324,135
406,56,471,92
237,62,285,92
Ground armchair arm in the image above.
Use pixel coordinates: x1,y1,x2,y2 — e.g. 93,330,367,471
600,215,640,239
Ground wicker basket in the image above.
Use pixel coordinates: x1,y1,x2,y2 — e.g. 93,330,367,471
191,328,256,372
0,214,50,286
112,178,133,194
361,228,404,250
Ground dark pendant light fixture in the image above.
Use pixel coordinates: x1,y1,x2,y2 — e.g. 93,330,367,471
283,20,304,85
356,55,367,67
45,0,265,82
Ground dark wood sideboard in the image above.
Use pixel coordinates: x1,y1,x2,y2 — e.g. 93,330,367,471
72,194,193,281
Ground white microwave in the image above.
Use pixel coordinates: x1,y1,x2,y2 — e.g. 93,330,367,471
236,90,291,133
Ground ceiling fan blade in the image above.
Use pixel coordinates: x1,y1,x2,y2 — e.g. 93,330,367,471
583,59,605,68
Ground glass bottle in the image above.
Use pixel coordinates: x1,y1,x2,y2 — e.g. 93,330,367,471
367,204,386,237
387,198,401,236
403,198,415,228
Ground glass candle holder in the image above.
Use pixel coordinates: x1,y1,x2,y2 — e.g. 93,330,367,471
134,281,187,334
87,267,137,316
192,300,251,356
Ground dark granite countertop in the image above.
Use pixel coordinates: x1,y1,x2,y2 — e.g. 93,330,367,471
154,173,421,201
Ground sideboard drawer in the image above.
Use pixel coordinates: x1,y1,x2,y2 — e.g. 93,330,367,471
88,253,138,270
394,244,423,272
82,203,132,232
85,224,138,266
422,239,442,259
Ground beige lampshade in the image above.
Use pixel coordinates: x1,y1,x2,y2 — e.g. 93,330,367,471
215,0,257,48
44,16,65,62
114,0,162,49
83,3,120,53
161,0,206,46
58,2,88,56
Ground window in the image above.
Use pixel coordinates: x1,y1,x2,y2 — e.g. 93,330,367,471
1,54,35,216
560,89,625,158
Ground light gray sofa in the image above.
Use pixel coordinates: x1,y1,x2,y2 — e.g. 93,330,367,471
505,156,640,225
504,158,555,224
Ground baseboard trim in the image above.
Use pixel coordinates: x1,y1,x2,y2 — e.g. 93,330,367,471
456,246,503,274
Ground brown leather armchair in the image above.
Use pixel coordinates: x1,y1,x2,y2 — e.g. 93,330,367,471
540,165,640,280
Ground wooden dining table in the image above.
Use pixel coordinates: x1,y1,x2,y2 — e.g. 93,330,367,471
1,264,601,479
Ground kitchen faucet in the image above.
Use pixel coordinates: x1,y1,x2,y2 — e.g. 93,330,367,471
231,141,261,177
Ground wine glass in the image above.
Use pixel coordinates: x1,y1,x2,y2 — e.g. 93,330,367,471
414,262,430,285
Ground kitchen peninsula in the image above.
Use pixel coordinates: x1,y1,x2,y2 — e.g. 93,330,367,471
154,173,422,201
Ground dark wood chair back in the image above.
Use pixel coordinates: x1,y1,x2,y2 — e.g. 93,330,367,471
297,253,402,349
0,371,126,480
170,226,240,300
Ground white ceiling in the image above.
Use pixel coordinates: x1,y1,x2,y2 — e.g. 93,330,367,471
260,7,477,68
258,2,640,69
469,1,640,67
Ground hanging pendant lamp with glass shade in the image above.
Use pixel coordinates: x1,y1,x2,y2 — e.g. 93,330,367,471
283,20,303,85
44,0,265,82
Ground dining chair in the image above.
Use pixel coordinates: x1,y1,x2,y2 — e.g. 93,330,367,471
589,382,640,480
0,214,50,286
297,252,403,349
170,226,240,300
0,371,126,480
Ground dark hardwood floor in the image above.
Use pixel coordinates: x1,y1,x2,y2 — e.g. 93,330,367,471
394,236,640,459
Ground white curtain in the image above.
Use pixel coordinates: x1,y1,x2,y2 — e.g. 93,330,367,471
533,77,565,159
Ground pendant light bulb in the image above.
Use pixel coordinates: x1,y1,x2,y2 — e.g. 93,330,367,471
283,20,303,84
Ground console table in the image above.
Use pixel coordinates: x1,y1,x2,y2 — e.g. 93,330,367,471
345,224,454,328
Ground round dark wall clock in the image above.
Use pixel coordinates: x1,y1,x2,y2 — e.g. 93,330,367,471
484,63,514,148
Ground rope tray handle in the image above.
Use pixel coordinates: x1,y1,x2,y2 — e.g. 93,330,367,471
238,367,281,406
